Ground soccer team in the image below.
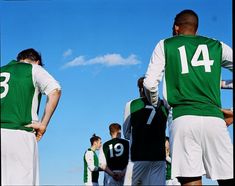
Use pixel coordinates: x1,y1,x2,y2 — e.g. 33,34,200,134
1,9,233,186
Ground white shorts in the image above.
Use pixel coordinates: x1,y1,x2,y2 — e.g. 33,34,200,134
124,161,165,185
84,182,99,186
166,178,180,185
170,115,233,180
1,128,39,185
103,170,124,186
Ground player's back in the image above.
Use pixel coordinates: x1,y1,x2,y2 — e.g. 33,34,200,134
102,138,129,171
0,60,38,131
129,98,168,161
163,35,223,119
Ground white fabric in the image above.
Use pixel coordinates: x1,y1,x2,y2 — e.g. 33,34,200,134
144,40,165,107
84,182,99,186
98,145,107,169
1,128,39,185
170,115,233,180
32,64,61,96
166,178,180,185
124,161,165,185
31,64,61,122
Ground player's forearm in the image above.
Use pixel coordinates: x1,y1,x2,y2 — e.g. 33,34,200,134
41,89,61,127
221,80,233,89
104,166,115,177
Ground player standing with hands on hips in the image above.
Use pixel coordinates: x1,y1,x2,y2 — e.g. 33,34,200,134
144,9,233,185
1,48,61,185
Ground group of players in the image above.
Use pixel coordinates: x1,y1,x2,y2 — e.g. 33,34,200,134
83,9,233,186
1,8,233,186
83,77,180,186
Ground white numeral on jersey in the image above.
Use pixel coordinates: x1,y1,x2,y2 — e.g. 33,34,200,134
145,105,156,125
178,44,214,74
0,72,10,99
109,143,124,158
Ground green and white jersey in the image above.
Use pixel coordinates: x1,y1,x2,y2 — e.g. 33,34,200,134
0,60,61,131
83,148,99,184
166,156,171,180
99,138,129,171
123,98,168,161
144,35,233,120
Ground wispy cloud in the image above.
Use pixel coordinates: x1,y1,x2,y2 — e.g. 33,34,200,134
61,53,141,69
63,48,73,58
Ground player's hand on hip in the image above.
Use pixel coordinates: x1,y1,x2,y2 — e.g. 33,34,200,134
26,122,47,141
221,108,233,127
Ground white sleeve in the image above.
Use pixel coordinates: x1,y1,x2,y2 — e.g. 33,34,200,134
85,151,98,171
221,42,233,71
98,146,107,169
123,101,132,140
144,40,165,107
32,65,61,95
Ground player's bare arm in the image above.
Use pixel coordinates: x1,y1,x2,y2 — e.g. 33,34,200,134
221,108,233,127
27,88,61,141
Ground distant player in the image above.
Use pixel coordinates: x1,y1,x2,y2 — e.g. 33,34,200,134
84,134,103,186
99,123,129,186
123,77,168,185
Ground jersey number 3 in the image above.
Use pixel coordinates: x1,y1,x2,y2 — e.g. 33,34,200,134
0,72,10,99
178,44,214,74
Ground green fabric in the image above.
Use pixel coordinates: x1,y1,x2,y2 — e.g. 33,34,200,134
83,148,99,183
166,160,171,180
1,60,38,131
164,35,223,119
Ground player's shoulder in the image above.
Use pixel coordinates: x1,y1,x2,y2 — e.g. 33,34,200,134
130,97,144,105
117,138,129,146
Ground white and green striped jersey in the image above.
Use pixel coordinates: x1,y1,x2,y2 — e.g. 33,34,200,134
99,138,129,171
0,60,61,131
144,35,233,120
83,148,99,184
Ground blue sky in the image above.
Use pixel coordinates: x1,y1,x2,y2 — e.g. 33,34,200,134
0,0,232,185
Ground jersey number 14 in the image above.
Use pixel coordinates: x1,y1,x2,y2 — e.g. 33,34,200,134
178,44,214,74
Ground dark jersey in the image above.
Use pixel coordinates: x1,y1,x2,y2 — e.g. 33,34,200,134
123,98,168,161
99,138,129,171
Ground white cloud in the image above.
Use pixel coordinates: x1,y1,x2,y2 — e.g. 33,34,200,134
63,48,73,58
62,53,141,69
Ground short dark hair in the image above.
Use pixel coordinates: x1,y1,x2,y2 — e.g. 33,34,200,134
166,136,169,141
17,48,43,66
90,134,101,145
109,123,121,134
174,9,198,31
137,76,144,89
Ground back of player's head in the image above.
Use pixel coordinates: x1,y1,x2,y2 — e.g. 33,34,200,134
109,123,121,134
90,134,101,145
174,9,198,33
137,76,145,97
166,136,169,142
137,76,144,89
17,48,43,66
